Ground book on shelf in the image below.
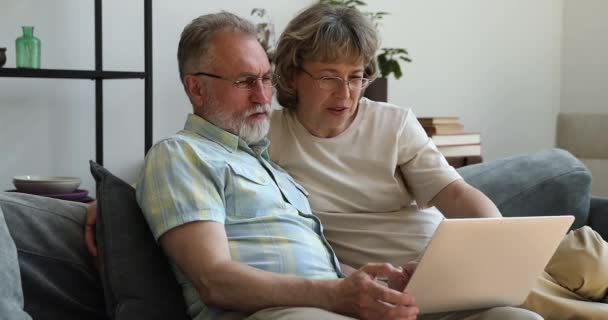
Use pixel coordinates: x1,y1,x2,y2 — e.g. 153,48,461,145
437,144,481,157
446,156,483,168
431,133,481,146
417,117,460,126
423,123,465,135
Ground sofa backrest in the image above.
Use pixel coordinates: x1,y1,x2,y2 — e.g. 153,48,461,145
90,161,189,320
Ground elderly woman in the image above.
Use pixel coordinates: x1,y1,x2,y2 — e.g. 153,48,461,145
268,3,608,320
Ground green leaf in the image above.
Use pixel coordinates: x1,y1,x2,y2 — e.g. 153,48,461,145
378,55,389,77
388,59,400,74
251,8,268,18
320,0,345,6
380,65,389,78
393,66,403,80
321,0,367,9
377,54,387,65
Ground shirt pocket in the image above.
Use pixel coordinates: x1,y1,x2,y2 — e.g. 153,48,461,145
286,175,309,197
275,172,312,215
227,163,282,217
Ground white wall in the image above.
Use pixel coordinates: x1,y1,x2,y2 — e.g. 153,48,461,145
561,0,608,113
560,0,608,196
375,0,563,161
0,0,563,192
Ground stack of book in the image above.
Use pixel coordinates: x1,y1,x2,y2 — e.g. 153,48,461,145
417,117,482,167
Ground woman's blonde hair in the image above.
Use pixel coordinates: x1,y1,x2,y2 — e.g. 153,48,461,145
274,3,380,109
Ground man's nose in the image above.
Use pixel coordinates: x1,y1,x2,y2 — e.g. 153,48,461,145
250,80,271,104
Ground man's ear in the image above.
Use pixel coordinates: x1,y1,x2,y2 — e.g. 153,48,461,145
183,75,206,108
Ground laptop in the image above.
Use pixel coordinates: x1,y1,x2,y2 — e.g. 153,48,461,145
404,215,574,314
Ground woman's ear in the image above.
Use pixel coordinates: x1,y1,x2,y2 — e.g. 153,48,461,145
288,71,297,89
183,75,206,108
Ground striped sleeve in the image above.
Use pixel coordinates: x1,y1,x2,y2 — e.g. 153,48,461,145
136,137,226,241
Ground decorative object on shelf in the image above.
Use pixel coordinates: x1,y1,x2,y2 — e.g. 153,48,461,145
319,0,412,102
250,8,276,62
12,176,80,194
418,116,483,163
6,188,92,203
1,2,152,166
0,47,6,67
15,26,41,69
446,155,483,169
437,144,481,157
419,116,465,135
363,77,387,102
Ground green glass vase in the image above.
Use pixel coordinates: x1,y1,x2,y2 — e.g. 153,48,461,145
15,26,41,69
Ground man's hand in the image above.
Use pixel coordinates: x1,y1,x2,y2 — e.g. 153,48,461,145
84,201,99,269
331,263,419,320
387,261,418,292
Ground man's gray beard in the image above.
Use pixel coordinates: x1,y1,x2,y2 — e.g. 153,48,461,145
201,94,271,145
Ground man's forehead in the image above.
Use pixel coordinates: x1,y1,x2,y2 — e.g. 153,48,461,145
207,30,270,76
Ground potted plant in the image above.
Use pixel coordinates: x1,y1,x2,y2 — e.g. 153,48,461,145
319,0,412,102
251,8,276,63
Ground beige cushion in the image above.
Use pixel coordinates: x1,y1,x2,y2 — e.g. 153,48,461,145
556,113,608,159
556,113,608,196
580,159,608,197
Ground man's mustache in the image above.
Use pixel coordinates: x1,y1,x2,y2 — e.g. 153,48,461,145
243,104,271,118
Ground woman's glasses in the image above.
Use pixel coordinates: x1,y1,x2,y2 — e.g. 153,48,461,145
299,68,372,91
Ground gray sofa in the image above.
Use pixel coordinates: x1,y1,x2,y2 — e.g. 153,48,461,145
458,148,608,240
1,148,607,320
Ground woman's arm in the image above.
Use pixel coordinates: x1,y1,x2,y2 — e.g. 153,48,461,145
429,179,502,218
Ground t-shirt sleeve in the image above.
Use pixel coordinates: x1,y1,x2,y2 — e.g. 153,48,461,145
136,138,226,241
397,109,462,208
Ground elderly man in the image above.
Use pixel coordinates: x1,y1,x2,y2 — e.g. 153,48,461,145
135,11,417,320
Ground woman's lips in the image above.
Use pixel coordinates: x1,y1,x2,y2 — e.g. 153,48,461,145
327,107,348,115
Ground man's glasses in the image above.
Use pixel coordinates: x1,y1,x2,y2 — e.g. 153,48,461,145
300,68,372,91
191,71,275,90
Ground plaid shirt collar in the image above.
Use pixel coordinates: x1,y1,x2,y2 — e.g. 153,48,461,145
184,113,270,159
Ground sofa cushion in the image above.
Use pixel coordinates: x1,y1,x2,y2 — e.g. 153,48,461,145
0,204,29,319
589,196,608,241
556,113,608,197
458,148,591,229
89,161,189,320
556,113,608,159
579,159,608,197
0,192,106,320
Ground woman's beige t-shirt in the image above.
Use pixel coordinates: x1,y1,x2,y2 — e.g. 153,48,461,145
268,98,462,267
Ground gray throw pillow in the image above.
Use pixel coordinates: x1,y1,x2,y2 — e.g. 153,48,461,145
0,191,106,320
89,161,189,320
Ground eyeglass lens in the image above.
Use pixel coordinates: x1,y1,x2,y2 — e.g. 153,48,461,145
319,77,369,90
236,76,275,89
